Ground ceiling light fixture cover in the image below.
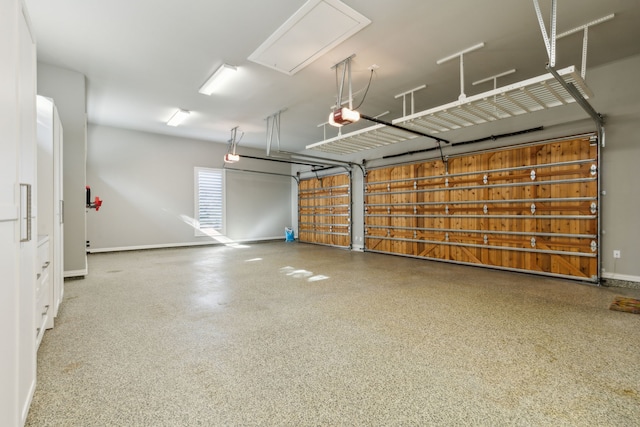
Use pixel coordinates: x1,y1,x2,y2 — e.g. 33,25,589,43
248,0,371,75
166,109,190,126
199,63,237,95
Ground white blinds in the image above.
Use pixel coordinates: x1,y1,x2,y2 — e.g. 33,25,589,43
196,168,224,231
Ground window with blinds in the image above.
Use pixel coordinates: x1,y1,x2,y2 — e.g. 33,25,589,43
194,167,225,235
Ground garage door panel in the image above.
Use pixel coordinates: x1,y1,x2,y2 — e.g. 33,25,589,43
299,173,351,248
365,134,599,281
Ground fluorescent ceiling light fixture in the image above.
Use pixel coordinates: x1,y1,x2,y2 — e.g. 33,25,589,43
166,109,190,126
248,0,371,75
328,107,360,127
199,63,237,95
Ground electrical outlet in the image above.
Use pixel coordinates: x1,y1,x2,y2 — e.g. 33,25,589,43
613,250,621,259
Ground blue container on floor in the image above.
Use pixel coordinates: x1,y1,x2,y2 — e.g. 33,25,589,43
285,227,295,242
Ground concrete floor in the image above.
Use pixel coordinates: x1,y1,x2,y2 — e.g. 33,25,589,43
27,242,640,426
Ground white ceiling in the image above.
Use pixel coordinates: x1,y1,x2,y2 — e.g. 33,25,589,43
24,0,640,156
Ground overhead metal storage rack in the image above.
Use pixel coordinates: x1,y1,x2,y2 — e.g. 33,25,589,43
306,123,419,155
306,65,593,155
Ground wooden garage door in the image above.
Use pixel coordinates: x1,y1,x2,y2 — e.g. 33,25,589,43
299,173,351,248
365,134,599,282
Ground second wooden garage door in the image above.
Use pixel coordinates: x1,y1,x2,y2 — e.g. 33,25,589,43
364,134,599,282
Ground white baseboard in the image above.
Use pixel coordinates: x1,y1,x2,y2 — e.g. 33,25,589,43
64,269,88,278
21,377,36,427
351,244,364,252
601,271,640,283
87,237,283,254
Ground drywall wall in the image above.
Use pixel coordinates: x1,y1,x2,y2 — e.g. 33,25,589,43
592,55,640,283
293,54,640,281
86,124,292,251
37,62,87,276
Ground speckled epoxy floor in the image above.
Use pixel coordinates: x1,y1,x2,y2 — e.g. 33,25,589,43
27,242,640,426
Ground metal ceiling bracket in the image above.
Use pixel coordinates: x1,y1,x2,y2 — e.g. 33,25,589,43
473,69,517,107
227,126,242,158
550,0,557,66
536,0,615,79
437,42,485,101
546,65,604,134
395,85,427,117
265,110,284,156
332,55,356,110
317,121,328,140
556,13,615,79
472,69,517,88
533,0,557,66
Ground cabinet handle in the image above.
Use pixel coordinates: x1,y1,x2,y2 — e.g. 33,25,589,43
20,183,32,242
42,304,49,316
42,261,50,269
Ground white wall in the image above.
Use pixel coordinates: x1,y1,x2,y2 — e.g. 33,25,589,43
293,54,640,282
86,124,292,251
593,55,640,281
37,62,87,276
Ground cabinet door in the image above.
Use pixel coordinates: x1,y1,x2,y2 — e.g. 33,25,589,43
17,1,38,425
0,0,37,425
53,106,64,314
0,0,21,424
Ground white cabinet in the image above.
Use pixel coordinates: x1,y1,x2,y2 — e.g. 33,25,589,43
36,236,52,348
0,0,22,423
17,1,37,425
1,0,38,425
37,96,64,322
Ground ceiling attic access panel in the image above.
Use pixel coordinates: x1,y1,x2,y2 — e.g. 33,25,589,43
248,0,371,76
306,66,593,155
